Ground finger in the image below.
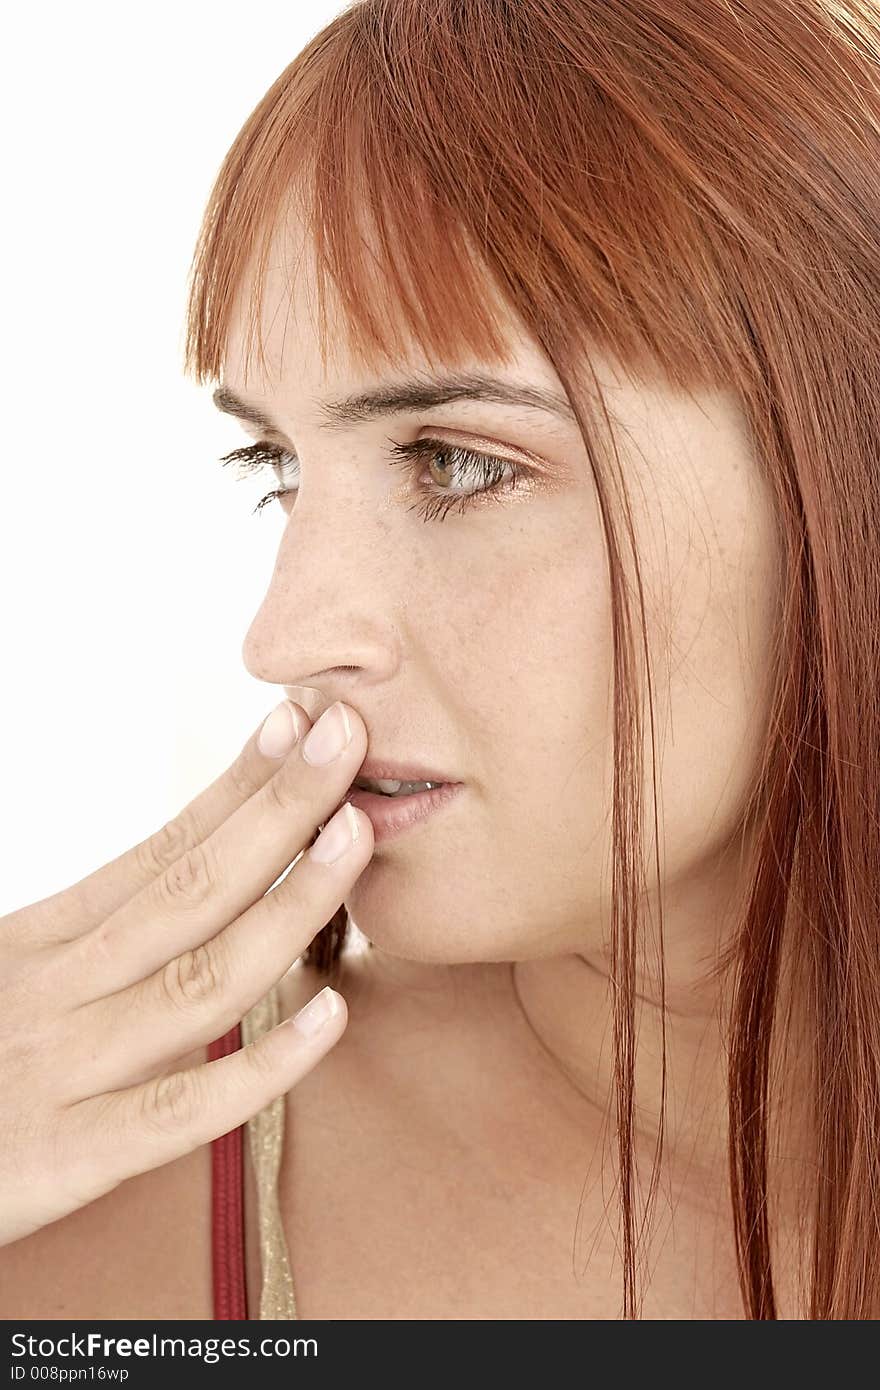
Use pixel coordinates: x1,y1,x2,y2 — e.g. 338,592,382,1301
24,701,312,945
60,703,368,1006
61,985,348,1208
67,802,372,1096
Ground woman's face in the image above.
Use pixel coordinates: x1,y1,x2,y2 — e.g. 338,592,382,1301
223,227,780,981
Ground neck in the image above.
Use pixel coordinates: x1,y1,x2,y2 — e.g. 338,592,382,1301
511,950,729,1180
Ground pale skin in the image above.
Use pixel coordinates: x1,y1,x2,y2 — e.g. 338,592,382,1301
228,219,790,1313
0,214,797,1317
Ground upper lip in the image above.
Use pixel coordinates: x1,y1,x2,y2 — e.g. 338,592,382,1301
351,761,458,786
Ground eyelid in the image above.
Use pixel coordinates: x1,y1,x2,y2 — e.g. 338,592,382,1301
245,424,292,451
409,430,575,498
408,427,544,470
238,416,545,470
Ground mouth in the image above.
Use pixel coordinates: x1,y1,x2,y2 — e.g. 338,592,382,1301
314,754,463,841
341,779,465,842
350,775,446,798
348,761,459,799
316,763,464,844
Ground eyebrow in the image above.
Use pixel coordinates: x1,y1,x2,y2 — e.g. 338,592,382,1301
211,371,576,434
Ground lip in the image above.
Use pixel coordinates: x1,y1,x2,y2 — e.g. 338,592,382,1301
350,760,459,786
341,781,464,843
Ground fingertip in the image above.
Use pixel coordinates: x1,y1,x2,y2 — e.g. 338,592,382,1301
257,700,310,759
289,984,346,1039
351,805,375,846
286,701,312,743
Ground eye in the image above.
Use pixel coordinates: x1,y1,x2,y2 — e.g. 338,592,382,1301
216,441,299,516
217,436,530,522
385,436,526,522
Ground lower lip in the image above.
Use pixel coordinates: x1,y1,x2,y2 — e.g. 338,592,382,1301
341,781,464,843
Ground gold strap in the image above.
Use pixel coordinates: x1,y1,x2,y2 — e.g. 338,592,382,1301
240,982,297,1319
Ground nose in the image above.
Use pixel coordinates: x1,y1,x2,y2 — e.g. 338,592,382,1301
239,485,403,695
241,606,401,695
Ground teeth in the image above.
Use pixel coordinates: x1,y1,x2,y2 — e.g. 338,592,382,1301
356,777,440,797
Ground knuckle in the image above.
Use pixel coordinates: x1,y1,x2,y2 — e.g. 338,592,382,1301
227,754,260,805
156,841,217,913
74,916,116,980
160,942,225,1013
257,875,298,924
139,1067,200,1137
137,815,193,880
244,1032,281,1084
262,767,298,816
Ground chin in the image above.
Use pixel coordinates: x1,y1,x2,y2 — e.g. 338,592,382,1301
344,898,517,967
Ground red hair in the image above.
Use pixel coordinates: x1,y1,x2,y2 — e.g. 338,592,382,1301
183,0,880,1318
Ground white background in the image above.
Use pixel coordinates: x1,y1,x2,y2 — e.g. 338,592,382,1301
0,3,347,913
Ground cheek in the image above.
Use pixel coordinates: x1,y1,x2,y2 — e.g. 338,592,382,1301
446,511,616,909
449,471,780,917
643,498,782,870
448,504,609,786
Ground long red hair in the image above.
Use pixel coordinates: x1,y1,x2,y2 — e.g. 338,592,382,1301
182,0,880,1318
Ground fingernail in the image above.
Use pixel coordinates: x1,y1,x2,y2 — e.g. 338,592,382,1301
309,803,359,864
258,700,303,758
290,985,342,1038
302,702,353,766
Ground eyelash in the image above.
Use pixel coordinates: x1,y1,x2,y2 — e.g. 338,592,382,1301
216,436,524,523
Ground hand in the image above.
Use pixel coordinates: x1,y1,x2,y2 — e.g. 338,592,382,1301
0,699,373,1247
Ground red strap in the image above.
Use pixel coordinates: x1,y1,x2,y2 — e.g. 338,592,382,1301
207,1023,248,1320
